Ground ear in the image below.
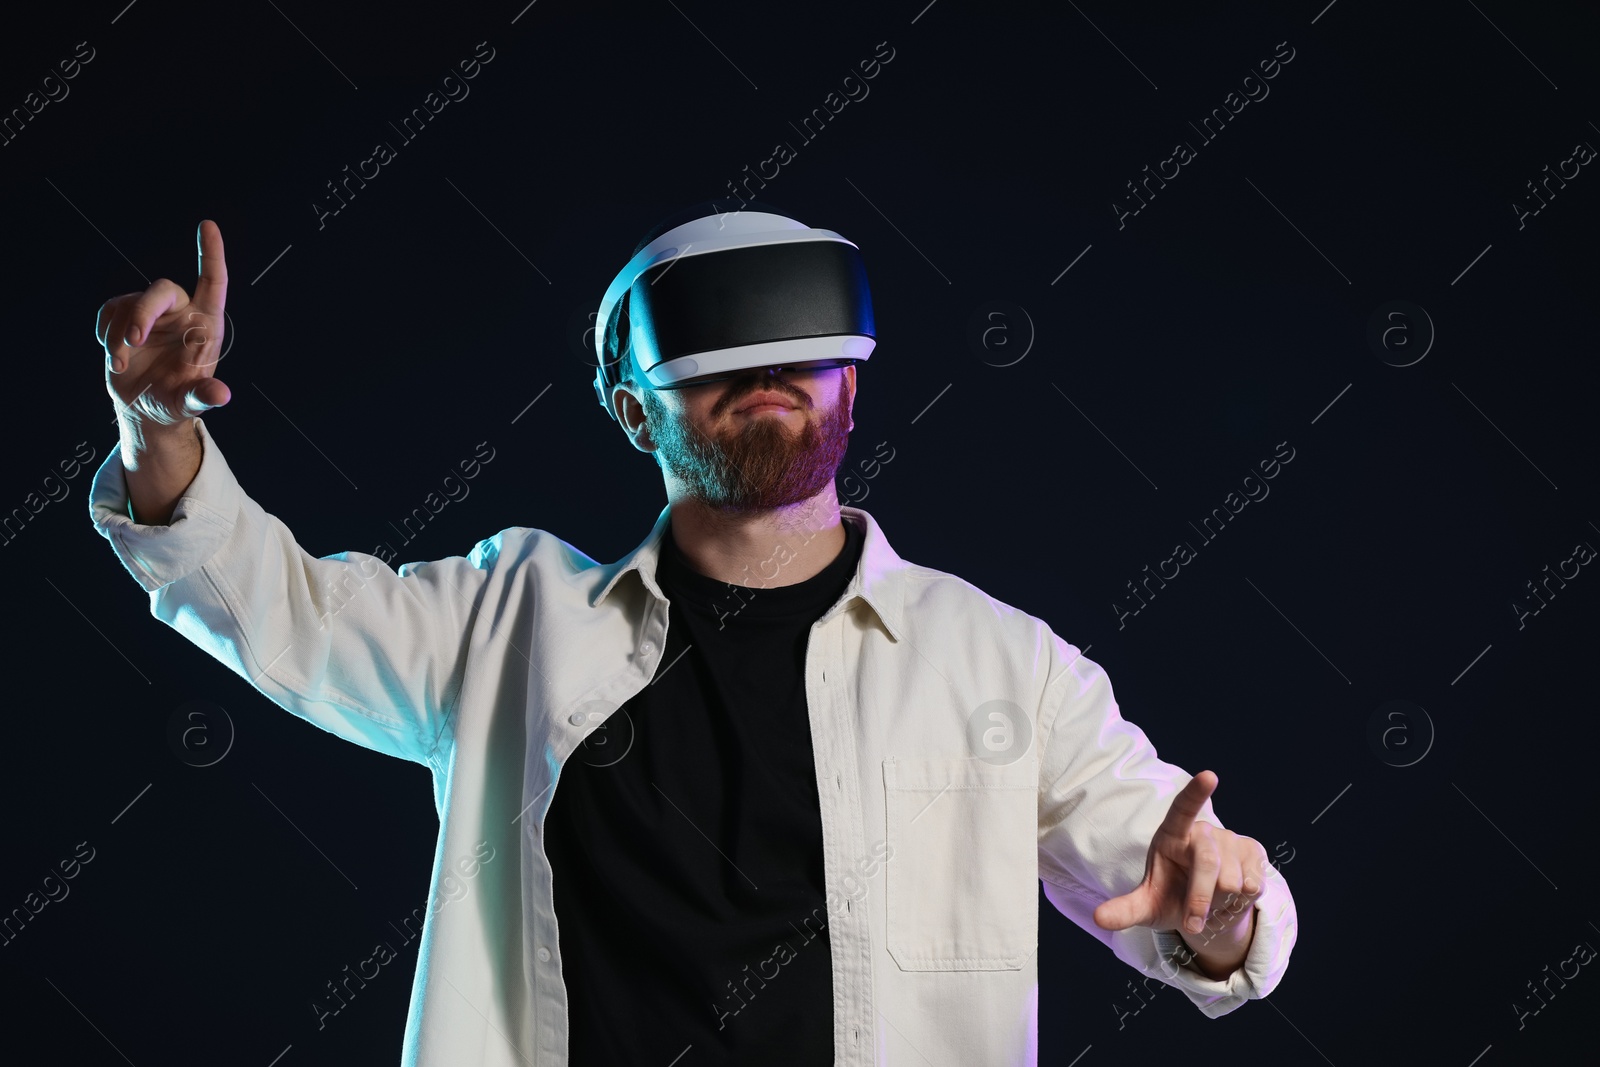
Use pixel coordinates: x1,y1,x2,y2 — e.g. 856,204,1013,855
845,364,857,432
611,380,656,453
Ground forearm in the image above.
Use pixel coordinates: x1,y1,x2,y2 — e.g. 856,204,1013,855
120,418,202,525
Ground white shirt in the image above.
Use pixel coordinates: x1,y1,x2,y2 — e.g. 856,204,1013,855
89,417,1296,1066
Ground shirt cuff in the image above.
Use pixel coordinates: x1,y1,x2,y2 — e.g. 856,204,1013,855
87,417,243,592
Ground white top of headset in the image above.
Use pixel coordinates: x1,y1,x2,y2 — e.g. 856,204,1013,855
593,211,859,364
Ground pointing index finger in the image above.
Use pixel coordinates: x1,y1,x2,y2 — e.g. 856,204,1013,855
192,219,228,316
1160,769,1219,837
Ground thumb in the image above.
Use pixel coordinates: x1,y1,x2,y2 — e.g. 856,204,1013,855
1094,886,1154,931
183,376,231,415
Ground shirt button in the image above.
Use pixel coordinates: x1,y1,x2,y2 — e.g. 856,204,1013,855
639,641,655,655
536,946,552,962
568,712,587,726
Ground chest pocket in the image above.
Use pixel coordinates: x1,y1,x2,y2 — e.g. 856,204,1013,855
883,756,1039,971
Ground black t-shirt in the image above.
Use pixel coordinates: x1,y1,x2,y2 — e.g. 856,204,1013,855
542,513,865,1065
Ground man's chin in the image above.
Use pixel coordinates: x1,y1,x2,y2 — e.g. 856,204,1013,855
660,390,852,511
685,451,837,513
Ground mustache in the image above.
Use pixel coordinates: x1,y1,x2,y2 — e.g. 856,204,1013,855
718,379,810,414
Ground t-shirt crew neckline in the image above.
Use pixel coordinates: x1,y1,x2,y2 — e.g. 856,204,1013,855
655,510,865,620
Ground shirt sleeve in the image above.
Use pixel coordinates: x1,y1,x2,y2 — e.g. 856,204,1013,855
87,417,498,766
1034,636,1297,1018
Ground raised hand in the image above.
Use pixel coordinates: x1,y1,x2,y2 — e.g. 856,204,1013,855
96,220,231,523
1092,771,1268,951
99,219,231,435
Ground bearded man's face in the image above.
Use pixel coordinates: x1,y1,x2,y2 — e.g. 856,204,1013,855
638,367,854,512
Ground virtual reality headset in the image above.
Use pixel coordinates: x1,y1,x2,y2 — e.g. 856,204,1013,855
592,209,877,421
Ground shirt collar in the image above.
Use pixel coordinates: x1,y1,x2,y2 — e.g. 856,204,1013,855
589,503,907,642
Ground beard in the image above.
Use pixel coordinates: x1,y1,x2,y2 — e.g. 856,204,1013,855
641,374,852,513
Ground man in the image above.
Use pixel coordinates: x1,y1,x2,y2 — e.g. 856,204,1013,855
91,205,1296,1066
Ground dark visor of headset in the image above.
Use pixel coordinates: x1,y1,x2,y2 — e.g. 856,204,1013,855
625,240,875,384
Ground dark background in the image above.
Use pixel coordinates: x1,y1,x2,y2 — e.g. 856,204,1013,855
2,0,1596,1063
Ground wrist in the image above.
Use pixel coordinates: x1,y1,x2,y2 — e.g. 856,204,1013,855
1177,900,1256,980
119,418,202,526
120,416,198,468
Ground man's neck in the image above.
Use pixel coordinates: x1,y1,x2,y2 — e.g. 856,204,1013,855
666,490,847,587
